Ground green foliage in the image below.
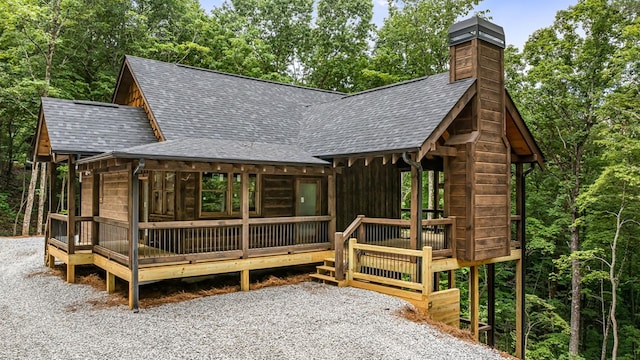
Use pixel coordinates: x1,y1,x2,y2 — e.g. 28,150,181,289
370,0,481,81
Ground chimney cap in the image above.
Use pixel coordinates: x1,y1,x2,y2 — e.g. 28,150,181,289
449,17,505,49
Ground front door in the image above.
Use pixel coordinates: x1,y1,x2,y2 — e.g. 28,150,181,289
295,179,321,244
296,179,321,216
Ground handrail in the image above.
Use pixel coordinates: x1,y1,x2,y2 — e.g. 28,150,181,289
248,215,332,225
138,218,242,230
49,213,92,222
94,216,130,229
49,213,68,221
340,215,365,242
137,216,332,230
361,217,455,226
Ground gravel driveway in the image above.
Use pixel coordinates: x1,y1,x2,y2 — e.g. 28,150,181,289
0,237,505,359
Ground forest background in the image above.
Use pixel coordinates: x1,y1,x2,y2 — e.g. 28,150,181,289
0,0,638,358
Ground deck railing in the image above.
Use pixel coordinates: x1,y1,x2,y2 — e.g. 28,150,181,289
347,238,432,295
47,213,333,266
248,216,331,253
137,219,243,263
48,214,93,251
334,216,455,281
93,217,130,263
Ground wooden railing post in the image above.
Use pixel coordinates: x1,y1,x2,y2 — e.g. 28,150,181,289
449,216,457,257
347,238,356,282
357,215,366,243
334,232,344,281
241,172,249,259
422,246,432,297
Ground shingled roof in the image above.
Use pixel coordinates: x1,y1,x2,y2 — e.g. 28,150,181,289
82,138,329,166
300,74,475,157
125,56,343,145
41,56,483,164
122,56,476,159
40,98,157,155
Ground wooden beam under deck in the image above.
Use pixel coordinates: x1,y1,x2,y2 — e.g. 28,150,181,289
137,250,333,283
430,249,522,273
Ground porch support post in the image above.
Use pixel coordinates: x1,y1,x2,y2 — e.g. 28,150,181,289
241,171,249,260
106,271,116,293
328,172,336,245
487,263,496,347
66,156,76,283
516,256,523,358
91,171,100,246
409,166,419,250
469,265,479,340
129,164,140,311
334,232,344,281
45,163,55,267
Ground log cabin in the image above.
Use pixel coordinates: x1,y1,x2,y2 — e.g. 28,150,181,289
33,17,542,357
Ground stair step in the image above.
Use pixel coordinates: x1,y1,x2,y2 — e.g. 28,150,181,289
317,265,336,273
310,273,346,287
323,258,336,264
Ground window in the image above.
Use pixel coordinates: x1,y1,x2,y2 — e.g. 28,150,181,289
151,171,175,216
201,172,258,216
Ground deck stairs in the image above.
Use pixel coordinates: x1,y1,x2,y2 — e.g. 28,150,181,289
310,258,346,287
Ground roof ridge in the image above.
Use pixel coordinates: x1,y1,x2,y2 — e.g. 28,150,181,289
124,55,345,96
42,97,140,109
343,73,448,99
176,63,345,95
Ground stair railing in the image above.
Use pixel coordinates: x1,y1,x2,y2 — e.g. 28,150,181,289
334,215,365,280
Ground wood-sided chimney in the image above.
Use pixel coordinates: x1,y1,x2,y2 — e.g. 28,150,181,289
446,17,511,262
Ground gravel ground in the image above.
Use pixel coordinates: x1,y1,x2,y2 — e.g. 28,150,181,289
0,237,505,360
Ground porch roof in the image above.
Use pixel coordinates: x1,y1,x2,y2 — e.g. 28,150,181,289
76,138,330,166
38,97,156,155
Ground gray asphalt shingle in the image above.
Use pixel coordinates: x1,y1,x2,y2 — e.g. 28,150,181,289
126,56,343,145
299,74,475,157
101,138,329,166
43,56,478,163
41,98,157,154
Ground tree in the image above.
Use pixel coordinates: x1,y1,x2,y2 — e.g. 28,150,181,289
506,1,626,356
304,0,374,92
369,0,481,84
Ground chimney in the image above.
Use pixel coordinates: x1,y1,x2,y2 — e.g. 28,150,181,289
448,17,505,83
445,17,511,262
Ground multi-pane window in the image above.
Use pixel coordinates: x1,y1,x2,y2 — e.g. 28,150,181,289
151,172,175,216
201,172,257,216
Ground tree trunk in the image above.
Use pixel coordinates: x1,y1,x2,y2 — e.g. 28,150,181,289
609,207,622,360
36,162,47,235
600,275,611,360
22,162,40,236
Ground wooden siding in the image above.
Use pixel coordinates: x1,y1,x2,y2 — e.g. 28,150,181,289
81,175,93,217
447,39,510,261
100,171,129,221
262,175,294,217
473,41,509,261
177,171,197,220
336,158,401,231
113,65,163,141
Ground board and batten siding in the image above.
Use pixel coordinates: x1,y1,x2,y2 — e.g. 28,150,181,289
262,175,295,217
336,158,401,231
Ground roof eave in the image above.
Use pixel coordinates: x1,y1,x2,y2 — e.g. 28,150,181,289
77,151,330,167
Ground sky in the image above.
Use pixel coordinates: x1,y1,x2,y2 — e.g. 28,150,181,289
198,0,577,50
